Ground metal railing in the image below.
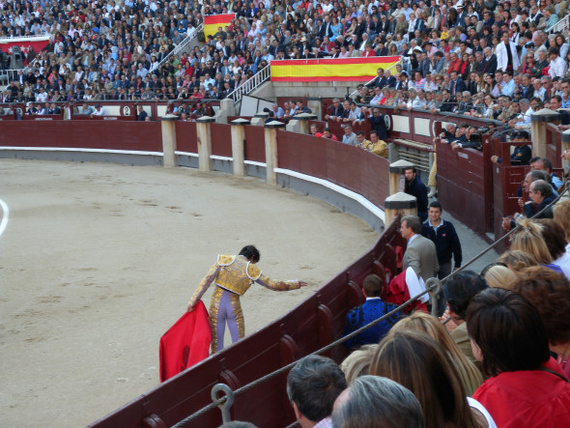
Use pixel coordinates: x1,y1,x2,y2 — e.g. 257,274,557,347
228,64,271,104
548,13,570,34
157,23,204,69
0,34,50,41
0,69,22,85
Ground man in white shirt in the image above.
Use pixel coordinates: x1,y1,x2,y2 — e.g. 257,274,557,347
370,87,384,105
511,98,538,128
36,87,48,102
342,124,358,146
91,104,106,117
501,71,516,97
548,47,568,78
496,32,520,72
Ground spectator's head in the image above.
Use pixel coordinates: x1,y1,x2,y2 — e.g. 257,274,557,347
339,345,375,385
535,219,567,261
428,201,443,224
287,355,347,427
529,179,552,204
511,219,552,265
400,215,421,239
362,273,386,299
497,250,539,273
443,270,487,321
332,375,424,428
403,166,417,183
530,157,552,174
370,331,475,427
553,199,570,243
548,47,560,60
387,312,483,395
466,288,550,377
513,266,570,351
524,169,548,191
370,130,380,143
482,264,517,290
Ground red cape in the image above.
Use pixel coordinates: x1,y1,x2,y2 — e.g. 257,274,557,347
385,269,428,314
159,301,212,382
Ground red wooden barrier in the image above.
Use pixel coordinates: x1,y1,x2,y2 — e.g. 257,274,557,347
437,138,492,238
243,125,265,163
175,121,198,153
210,123,232,157
0,120,162,152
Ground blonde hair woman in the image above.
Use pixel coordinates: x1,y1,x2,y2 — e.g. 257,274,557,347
497,250,538,273
370,331,493,428
510,219,552,265
339,345,376,385
388,312,483,395
482,265,517,290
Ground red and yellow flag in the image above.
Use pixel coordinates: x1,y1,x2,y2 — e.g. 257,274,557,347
270,56,401,82
203,14,235,39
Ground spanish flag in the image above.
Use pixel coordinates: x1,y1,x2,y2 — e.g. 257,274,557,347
203,14,234,39
271,56,401,82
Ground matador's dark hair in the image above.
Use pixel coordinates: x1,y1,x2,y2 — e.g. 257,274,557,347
239,245,260,263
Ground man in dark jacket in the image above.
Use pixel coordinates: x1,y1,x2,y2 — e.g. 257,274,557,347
404,167,429,222
421,201,462,316
367,107,389,140
421,201,462,279
523,179,556,219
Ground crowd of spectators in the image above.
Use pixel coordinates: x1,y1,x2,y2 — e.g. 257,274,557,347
276,200,570,428
0,0,569,119
322,198,570,428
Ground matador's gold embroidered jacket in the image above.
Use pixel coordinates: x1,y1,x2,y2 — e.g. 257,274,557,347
189,254,301,306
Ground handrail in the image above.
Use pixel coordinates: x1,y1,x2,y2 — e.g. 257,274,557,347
156,23,204,70
548,12,570,33
173,182,570,427
0,34,50,41
0,69,22,84
228,64,271,104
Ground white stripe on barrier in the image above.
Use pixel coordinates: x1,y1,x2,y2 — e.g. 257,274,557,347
275,168,386,222
0,147,163,156
0,199,9,237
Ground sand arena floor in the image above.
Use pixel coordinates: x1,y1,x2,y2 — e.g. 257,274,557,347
0,159,378,427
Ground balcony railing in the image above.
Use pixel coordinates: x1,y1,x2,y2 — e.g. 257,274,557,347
0,69,22,85
157,23,204,69
548,13,570,33
228,64,271,104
